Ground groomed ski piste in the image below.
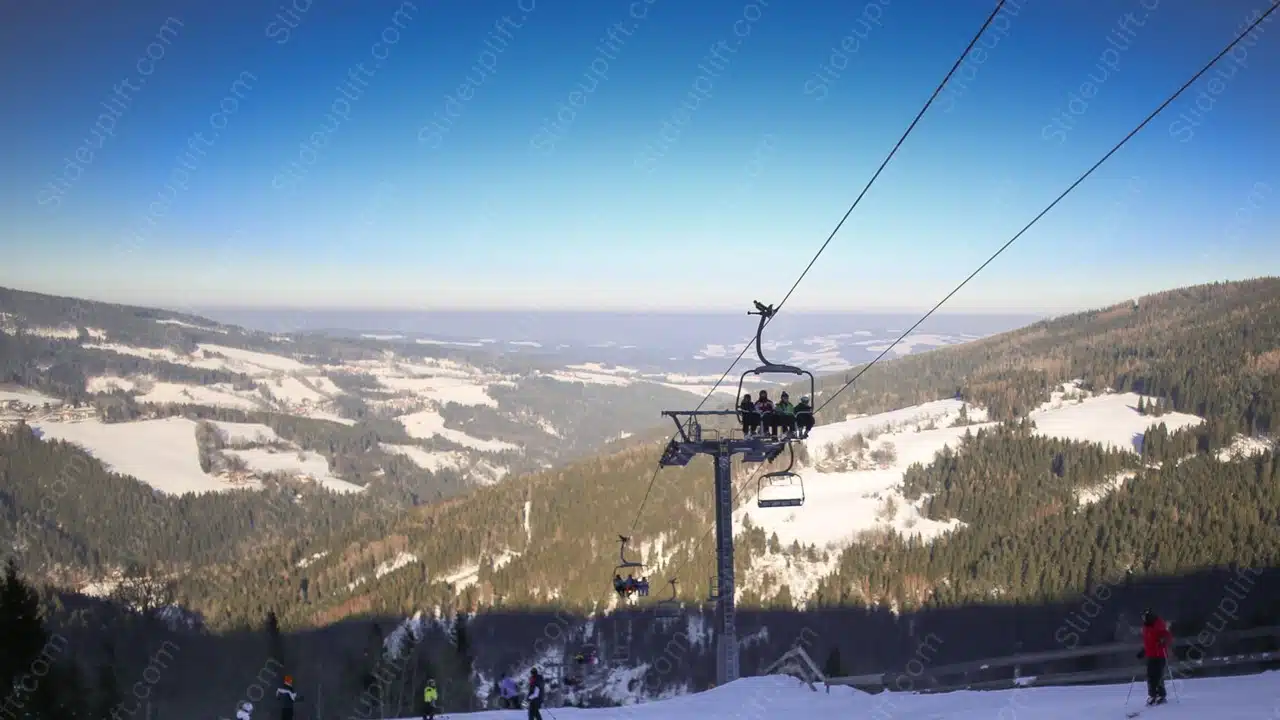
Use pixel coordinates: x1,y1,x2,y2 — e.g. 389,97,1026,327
423,672,1279,719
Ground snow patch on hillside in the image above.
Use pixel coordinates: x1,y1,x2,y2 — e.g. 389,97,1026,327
1075,471,1137,506
397,409,519,453
209,420,281,445
194,343,309,374
31,417,253,495
156,319,228,334
296,551,328,568
380,443,469,472
1029,381,1203,452
548,363,742,396
740,547,840,608
376,552,419,579
86,376,138,393
738,400,981,550
138,381,262,411
441,550,520,592
737,386,1212,553
224,448,364,494
0,388,62,406
1215,435,1276,462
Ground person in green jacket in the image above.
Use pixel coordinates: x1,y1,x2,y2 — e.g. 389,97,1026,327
422,679,439,720
775,392,797,436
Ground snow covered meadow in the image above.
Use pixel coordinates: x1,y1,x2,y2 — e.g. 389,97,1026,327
391,672,1279,720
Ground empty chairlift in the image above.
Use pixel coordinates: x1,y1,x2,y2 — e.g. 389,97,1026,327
654,579,681,620
757,443,805,508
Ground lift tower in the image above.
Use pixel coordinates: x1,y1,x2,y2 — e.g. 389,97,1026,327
658,411,785,686
657,301,812,687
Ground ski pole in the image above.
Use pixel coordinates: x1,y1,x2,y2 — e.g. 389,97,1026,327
1124,674,1136,706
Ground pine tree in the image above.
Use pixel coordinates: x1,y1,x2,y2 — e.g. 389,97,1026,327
95,641,124,720
823,647,844,678
0,560,58,719
446,613,475,712
265,610,286,669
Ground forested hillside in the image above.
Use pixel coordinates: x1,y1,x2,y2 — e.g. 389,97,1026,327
22,277,1263,633
806,279,1280,434
3,278,1280,716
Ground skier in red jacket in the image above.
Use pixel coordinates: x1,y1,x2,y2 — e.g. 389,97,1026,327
1137,609,1173,705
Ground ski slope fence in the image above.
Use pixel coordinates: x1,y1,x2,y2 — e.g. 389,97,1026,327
822,624,1280,694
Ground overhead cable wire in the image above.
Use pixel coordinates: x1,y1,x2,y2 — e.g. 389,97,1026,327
686,0,1010,415
813,2,1279,417
661,0,1280,601
622,0,1010,542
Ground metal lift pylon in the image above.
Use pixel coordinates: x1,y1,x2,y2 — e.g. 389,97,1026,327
657,302,803,687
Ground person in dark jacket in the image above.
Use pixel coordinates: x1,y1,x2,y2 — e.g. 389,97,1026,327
794,396,815,438
526,668,545,720
755,391,777,438
739,394,760,436
1137,609,1173,704
275,675,301,720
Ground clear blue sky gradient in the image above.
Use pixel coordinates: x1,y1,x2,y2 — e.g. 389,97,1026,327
2,0,1277,312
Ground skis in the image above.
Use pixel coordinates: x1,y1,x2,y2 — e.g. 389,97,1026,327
1127,698,1167,717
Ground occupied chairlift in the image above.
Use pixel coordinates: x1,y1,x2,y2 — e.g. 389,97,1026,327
757,442,805,508
736,301,817,439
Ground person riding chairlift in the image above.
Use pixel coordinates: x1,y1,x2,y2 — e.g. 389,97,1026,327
612,573,649,598
775,392,796,436
756,391,777,438
794,396,814,438
613,574,634,598
739,394,760,436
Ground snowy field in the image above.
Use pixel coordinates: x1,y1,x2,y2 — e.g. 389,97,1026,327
397,409,520,452
404,672,1279,719
29,416,364,495
30,418,253,495
224,448,364,494
0,388,62,406
546,363,743,397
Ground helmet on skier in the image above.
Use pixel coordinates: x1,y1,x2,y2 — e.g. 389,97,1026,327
427,678,436,686
242,702,253,712
284,675,293,685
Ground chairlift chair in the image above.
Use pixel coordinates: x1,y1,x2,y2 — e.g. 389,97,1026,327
612,535,644,596
736,301,817,439
757,443,805,508
615,535,643,572
654,578,681,619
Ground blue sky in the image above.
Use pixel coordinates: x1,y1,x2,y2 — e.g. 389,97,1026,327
2,0,1277,312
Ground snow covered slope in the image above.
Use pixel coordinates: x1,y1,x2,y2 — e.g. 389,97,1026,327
723,382,1223,606
739,383,1205,554
29,417,365,496
393,671,1278,719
